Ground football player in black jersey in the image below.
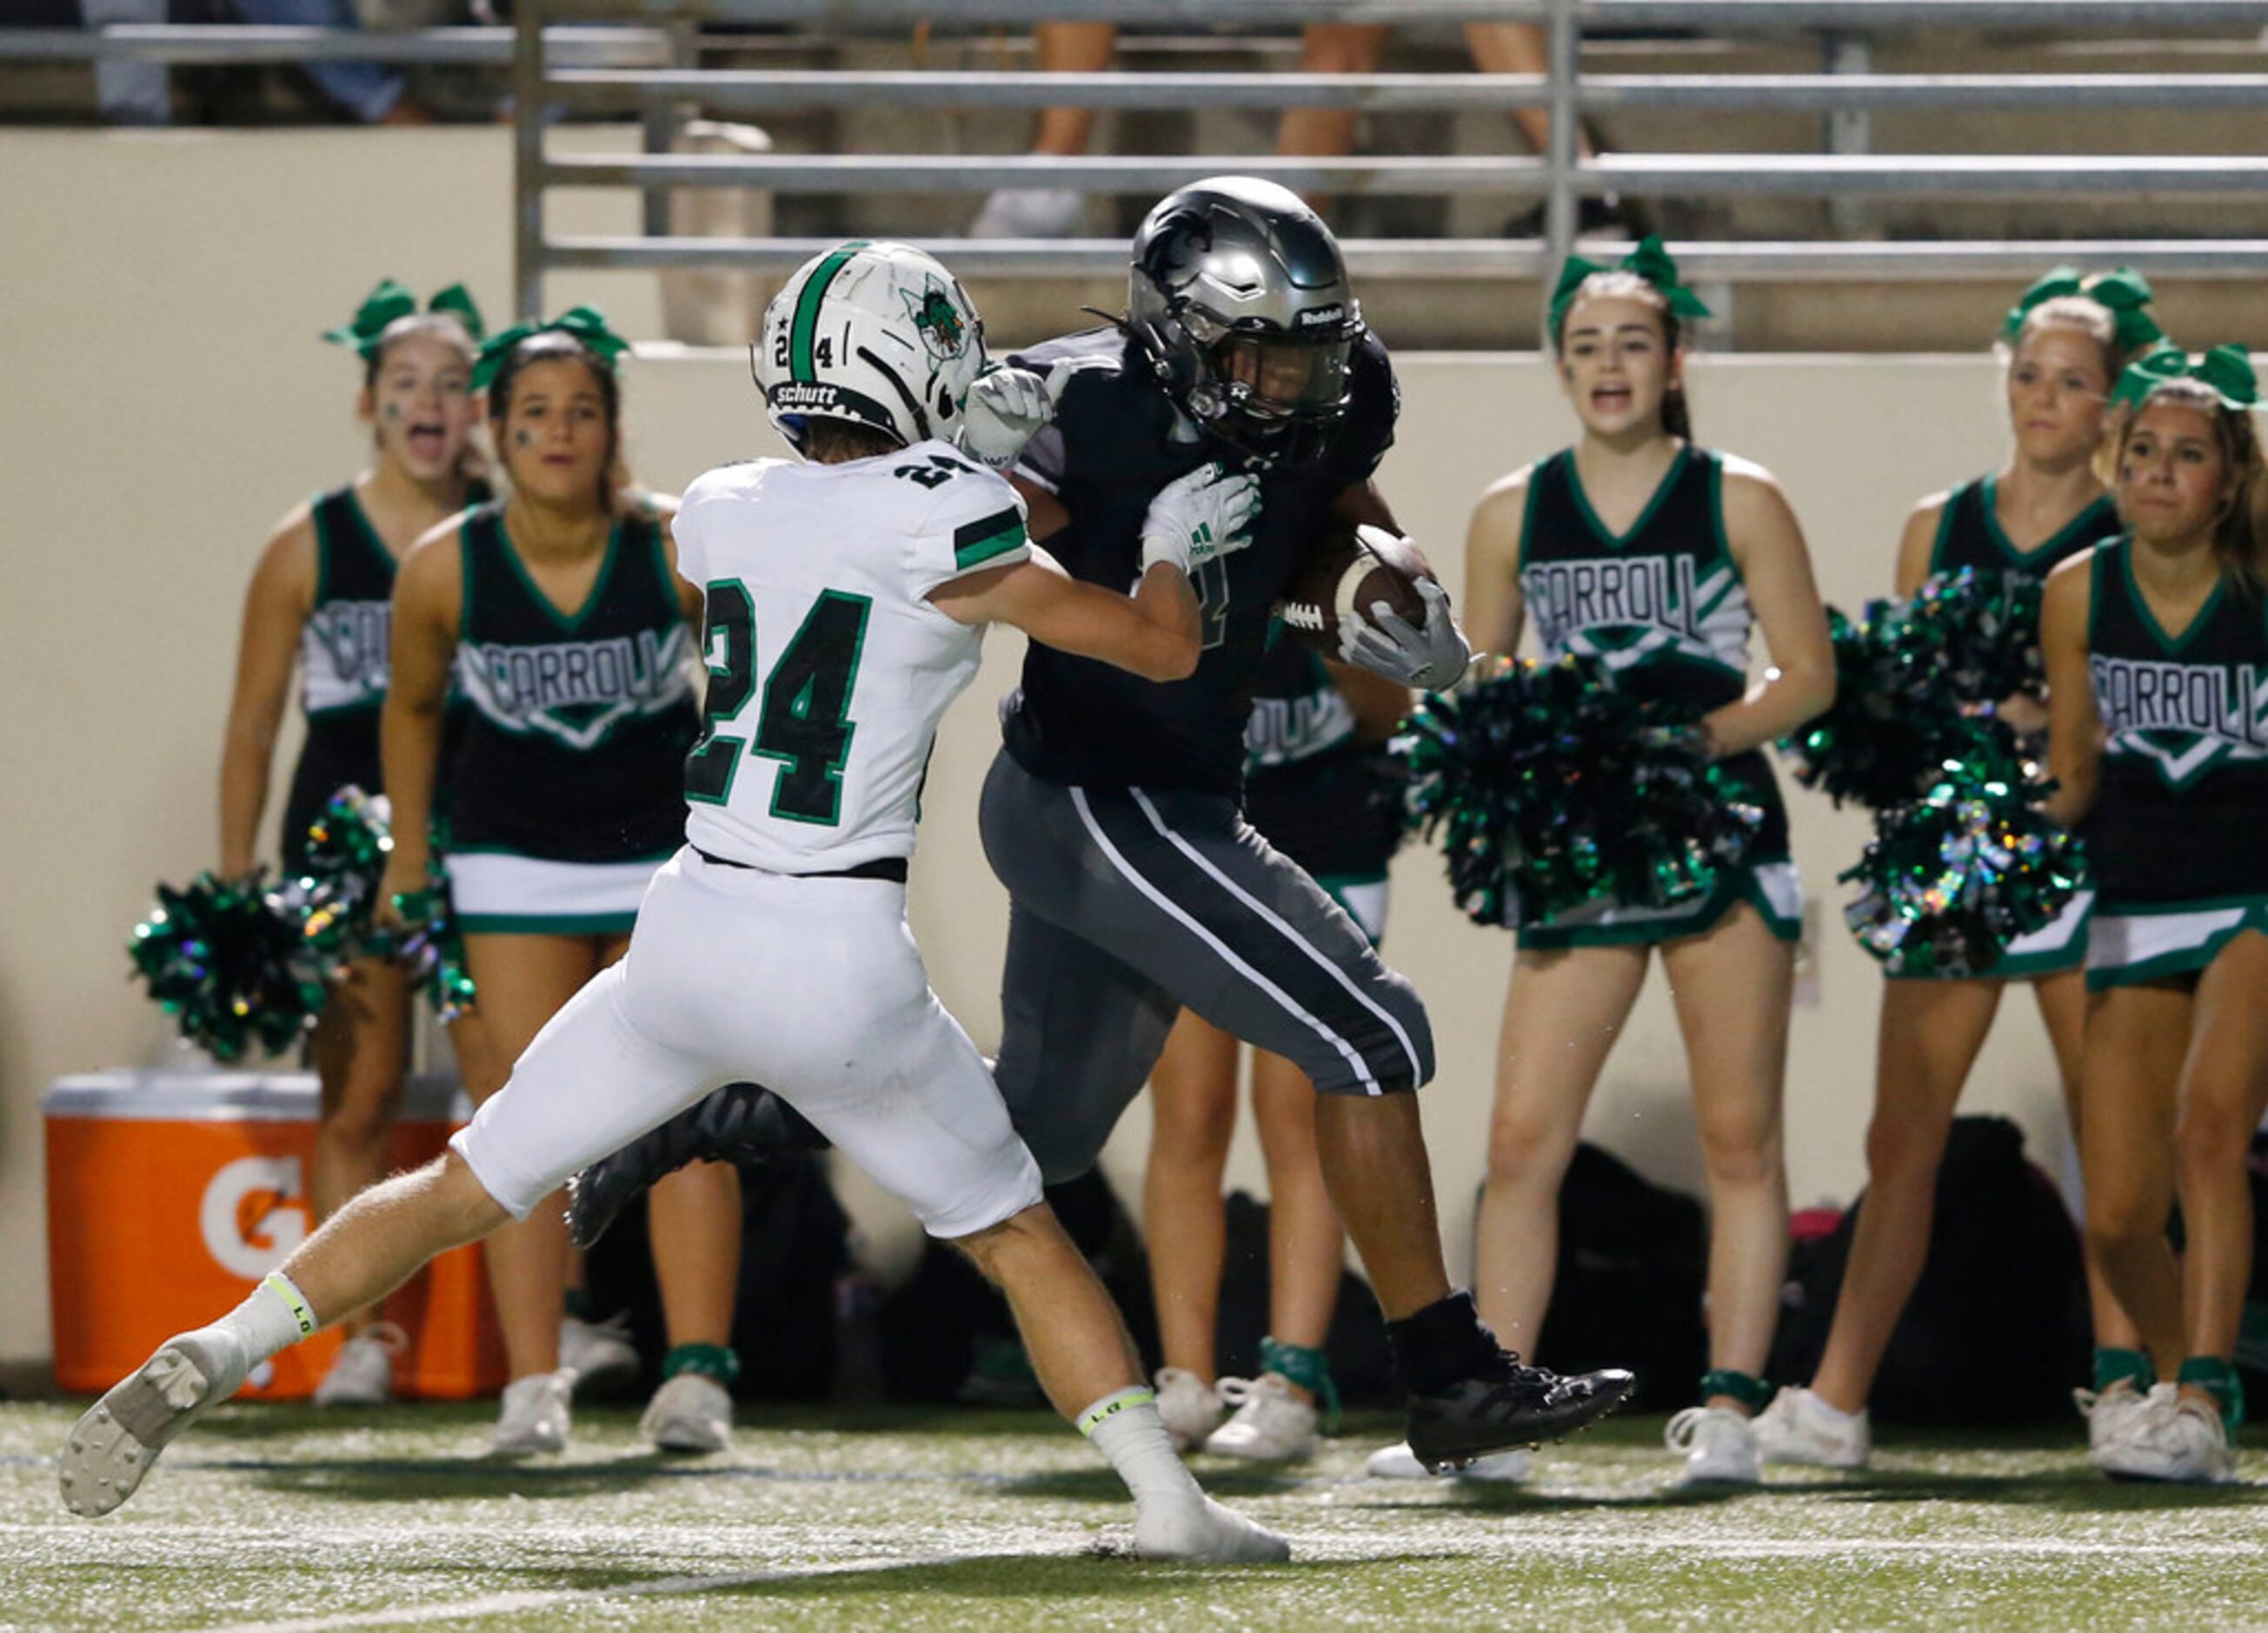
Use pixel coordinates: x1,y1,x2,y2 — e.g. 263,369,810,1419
1761,273,2153,1473
970,177,1630,1470
568,179,1634,1470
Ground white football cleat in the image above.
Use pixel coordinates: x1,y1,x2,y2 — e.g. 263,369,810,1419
60,1328,250,1516
640,1373,734,1454
312,1323,407,1409
1665,1406,1762,1486
1154,1368,1226,1454
490,1371,573,1458
1203,1374,1319,1463
1365,1438,1531,1483
1753,1385,1871,1470
559,1311,641,1399
1133,1493,1292,1563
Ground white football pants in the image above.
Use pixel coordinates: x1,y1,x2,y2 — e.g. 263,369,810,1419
450,847,1042,1239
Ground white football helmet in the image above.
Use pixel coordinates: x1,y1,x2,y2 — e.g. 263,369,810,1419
755,241,988,452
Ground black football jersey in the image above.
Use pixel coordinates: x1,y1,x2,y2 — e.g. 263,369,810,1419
1000,324,1399,794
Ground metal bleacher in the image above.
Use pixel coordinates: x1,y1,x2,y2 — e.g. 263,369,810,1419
12,0,2268,346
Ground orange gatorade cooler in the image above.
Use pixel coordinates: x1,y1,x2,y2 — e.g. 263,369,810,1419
44,1070,507,1400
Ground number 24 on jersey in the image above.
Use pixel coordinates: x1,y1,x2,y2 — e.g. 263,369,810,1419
684,581,871,826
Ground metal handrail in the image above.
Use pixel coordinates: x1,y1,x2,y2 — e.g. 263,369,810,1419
543,152,2268,197
528,0,2268,25
545,69,2268,114
542,235,2268,280
0,23,669,65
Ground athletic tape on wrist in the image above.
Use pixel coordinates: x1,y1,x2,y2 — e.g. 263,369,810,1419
263,1271,318,1337
1075,1386,1156,1436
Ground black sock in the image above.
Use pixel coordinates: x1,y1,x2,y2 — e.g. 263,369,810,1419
1387,1290,1501,1396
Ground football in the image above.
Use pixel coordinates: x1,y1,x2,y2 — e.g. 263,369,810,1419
1278,522,1438,652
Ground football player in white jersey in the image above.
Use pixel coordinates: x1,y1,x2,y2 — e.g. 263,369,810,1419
62,243,1287,1563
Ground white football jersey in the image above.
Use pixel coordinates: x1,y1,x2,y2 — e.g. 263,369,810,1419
670,440,1031,872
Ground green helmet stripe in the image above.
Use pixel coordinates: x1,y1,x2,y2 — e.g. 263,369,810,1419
788,241,869,383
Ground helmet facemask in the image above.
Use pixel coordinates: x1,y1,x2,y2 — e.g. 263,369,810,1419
1127,177,1366,468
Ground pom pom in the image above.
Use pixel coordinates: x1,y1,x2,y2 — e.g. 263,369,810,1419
1903,566,2045,706
1841,762,2085,978
1781,568,2041,810
283,787,478,1021
128,871,330,1063
1396,655,1764,927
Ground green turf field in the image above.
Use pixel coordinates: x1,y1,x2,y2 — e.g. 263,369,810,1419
5,1400,2265,1630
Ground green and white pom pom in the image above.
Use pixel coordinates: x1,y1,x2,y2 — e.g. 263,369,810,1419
1396,655,1764,928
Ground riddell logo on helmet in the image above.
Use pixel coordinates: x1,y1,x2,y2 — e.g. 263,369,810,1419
772,382,842,409
1296,305,1346,329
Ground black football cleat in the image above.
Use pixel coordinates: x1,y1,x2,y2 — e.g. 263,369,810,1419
564,1082,827,1248
1404,1352,1637,1474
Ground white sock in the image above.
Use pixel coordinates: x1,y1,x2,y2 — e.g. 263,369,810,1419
1080,1389,1202,1510
212,1272,321,1365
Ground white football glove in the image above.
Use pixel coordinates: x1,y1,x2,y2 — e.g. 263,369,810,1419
1340,576,1473,691
1140,463,1260,576
956,364,1056,470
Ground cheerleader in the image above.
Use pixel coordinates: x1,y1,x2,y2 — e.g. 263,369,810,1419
1143,631,1408,1462
1374,240,1833,1486
376,311,742,1456
1758,272,2158,1470
217,281,488,1408
2042,347,2268,1482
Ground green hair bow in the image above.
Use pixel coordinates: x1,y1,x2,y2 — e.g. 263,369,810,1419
2111,343,2260,414
323,278,487,357
2000,266,2162,351
1548,235,1713,337
469,307,630,393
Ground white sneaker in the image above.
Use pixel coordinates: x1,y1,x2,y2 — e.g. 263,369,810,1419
1203,1374,1319,1463
312,1323,406,1408
640,1372,733,1454
1365,1439,1531,1483
967,185,1084,239
1133,1493,1292,1563
1753,1385,1871,1470
2075,1379,2153,1461
1154,1367,1226,1454
1665,1406,1762,1486
2096,1386,2236,1483
61,1328,251,1516
559,1311,640,1399
491,1371,573,1457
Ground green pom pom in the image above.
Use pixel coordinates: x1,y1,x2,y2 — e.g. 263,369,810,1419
1840,761,2085,977
1395,655,1764,928
1781,567,2045,810
128,871,330,1062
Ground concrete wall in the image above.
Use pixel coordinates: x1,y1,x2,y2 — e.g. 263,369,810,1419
1,128,2084,1363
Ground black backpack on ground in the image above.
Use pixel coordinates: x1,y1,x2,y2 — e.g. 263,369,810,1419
1530,1143,1709,1413
1769,1115,2090,1424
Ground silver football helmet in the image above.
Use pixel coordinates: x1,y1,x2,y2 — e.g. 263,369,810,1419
1126,176,1365,465
756,240,987,452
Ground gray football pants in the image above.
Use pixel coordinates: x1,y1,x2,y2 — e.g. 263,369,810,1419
981,750,1435,1185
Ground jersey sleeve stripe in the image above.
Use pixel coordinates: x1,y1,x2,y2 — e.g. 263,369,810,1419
953,509,1028,570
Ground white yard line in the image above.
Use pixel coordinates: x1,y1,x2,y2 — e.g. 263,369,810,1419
194,1552,961,1633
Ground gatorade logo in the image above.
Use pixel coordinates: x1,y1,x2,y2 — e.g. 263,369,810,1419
199,1156,310,1280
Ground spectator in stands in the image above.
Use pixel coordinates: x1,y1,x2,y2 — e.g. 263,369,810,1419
968,21,1635,239
81,0,428,125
